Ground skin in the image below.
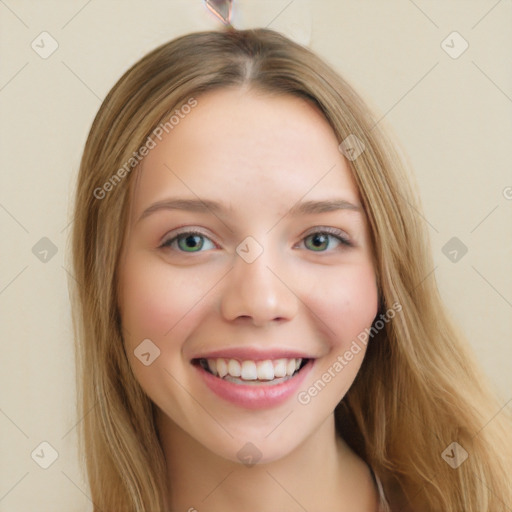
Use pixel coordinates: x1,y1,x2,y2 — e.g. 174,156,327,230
117,87,380,512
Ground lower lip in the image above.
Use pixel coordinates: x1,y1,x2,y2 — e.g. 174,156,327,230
194,360,314,410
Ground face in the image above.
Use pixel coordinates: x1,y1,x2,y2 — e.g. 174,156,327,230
117,87,379,464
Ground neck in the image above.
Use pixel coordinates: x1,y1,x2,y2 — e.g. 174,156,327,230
157,411,379,512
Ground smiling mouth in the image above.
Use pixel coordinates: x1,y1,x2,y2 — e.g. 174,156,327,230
193,357,310,386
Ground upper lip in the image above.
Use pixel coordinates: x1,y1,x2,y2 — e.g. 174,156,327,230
191,347,315,361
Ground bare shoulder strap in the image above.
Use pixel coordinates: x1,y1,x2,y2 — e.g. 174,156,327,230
369,466,392,512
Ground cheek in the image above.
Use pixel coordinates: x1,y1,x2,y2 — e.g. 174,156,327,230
295,264,378,411
307,262,378,348
118,252,215,346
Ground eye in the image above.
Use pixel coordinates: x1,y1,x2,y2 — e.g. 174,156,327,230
160,230,216,253
301,228,352,252
159,227,353,254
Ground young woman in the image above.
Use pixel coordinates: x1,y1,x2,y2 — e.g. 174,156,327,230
70,28,512,511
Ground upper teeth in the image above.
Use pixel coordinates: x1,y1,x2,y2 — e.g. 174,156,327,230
206,358,303,381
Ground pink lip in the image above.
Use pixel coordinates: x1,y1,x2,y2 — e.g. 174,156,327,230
194,359,314,410
191,347,313,361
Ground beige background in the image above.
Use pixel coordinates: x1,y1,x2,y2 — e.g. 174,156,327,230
1,1,511,510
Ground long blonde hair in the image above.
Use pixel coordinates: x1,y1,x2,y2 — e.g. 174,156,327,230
70,28,512,511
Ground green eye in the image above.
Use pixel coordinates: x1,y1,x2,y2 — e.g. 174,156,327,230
161,231,216,252
304,233,329,251
303,231,351,252
177,234,205,252
161,229,352,254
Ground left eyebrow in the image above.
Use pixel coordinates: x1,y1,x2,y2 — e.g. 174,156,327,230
288,199,362,216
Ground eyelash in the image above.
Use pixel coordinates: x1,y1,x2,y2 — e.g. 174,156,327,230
159,226,353,253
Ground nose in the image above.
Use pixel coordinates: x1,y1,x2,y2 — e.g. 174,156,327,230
220,245,299,327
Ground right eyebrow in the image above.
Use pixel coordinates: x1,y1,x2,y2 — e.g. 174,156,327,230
137,198,232,224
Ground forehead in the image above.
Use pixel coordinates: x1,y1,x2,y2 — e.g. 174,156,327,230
128,87,361,218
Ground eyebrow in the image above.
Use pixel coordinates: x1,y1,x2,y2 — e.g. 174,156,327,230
137,197,362,223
